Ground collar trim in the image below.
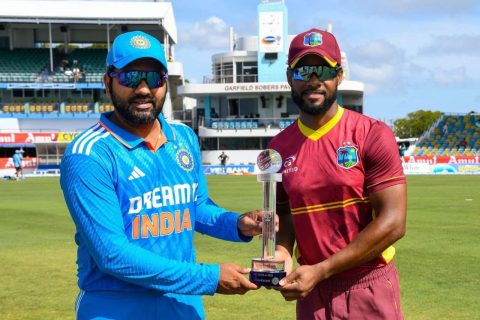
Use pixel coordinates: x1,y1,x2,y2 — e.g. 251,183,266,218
298,106,344,141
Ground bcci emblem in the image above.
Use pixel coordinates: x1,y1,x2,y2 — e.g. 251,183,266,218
337,146,358,169
303,32,323,47
176,149,194,172
130,35,151,49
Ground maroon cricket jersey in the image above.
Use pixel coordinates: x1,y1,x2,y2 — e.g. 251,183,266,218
269,107,406,277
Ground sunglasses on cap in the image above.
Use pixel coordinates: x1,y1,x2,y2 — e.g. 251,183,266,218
109,70,168,89
291,65,341,82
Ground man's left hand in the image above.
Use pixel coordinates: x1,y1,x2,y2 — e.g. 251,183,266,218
237,210,279,237
276,264,323,301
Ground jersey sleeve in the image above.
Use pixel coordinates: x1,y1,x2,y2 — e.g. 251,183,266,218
362,122,406,193
60,153,220,296
188,132,251,242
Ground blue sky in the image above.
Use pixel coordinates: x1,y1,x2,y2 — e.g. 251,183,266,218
171,0,480,122
37,0,480,122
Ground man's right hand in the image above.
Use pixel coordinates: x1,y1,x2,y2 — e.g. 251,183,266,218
216,263,258,295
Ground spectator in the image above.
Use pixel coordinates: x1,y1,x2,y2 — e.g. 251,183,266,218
458,138,467,149
12,149,24,180
62,59,71,70
218,151,229,166
79,67,86,82
64,68,73,77
73,68,80,82
211,109,219,119
443,123,448,136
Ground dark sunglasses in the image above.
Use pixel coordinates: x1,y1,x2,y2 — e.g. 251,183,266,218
109,70,168,88
291,65,340,82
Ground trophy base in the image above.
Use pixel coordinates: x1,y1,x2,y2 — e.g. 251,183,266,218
249,258,286,287
250,269,286,287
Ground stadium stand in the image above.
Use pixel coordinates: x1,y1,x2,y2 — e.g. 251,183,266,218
411,113,480,156
0,0,183,177
0,48,106,84
53,48,107,83
67,48,107,73
279,119,295,129
98,103,114,113
211,119,259,130
0,49,50,82
209,117,297,130
1,103,25,113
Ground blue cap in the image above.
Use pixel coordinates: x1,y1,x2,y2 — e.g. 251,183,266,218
106,31,168,71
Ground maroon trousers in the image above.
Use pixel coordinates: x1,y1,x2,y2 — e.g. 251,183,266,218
297,262,403,320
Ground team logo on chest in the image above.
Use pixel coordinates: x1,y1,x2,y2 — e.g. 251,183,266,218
337,146,358,169
176,149,194,171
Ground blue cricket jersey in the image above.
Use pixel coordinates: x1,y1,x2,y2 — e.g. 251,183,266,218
12,152,23,167
60,112,251,319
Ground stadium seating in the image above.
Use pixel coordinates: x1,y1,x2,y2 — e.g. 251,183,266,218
0,49,50,82
211,119,259,130
279,119,295,129
63,103,92,113
411,113,480,156
28,103,57,113
67,48,107,74
97,103,114,113
1,103,26,113
0,48,107,83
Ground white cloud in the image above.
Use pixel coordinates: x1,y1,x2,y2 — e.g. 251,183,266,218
431,66,466,85
348,40,405,65
419,34,480,56
348,40,405,94
179,16,230,50
351,64,399,94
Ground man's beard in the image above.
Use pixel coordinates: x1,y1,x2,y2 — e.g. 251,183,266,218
111,91,162,125
291,88,337,115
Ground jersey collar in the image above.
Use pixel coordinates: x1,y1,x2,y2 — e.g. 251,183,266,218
99,112,175,149
298,106,344,141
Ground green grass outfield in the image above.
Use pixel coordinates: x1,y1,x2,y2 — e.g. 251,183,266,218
0,175,479,319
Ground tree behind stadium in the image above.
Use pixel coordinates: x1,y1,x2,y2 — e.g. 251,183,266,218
393,110,443,138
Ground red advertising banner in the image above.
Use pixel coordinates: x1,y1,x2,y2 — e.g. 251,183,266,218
401,156,480,174
402,155,479,164
0,157,38,169
0,133,58,144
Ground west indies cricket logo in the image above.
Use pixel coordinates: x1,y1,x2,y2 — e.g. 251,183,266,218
337,145,358,169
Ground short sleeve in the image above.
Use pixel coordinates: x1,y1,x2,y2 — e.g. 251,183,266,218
362,122,406,193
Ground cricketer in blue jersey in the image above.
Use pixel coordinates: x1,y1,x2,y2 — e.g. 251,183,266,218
60,31,266,320
12,149,24,180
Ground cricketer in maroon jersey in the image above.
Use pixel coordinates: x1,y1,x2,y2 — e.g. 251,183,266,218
272,28,407,320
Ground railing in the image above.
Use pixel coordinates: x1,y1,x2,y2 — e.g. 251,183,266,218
202,74,258,84
171,110,193,125
417,115,444,145
202,116,297,131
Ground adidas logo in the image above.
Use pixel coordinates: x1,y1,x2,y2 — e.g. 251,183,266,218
128,166,146,181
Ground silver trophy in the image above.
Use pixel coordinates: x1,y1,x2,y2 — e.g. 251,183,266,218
249,149,286,287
